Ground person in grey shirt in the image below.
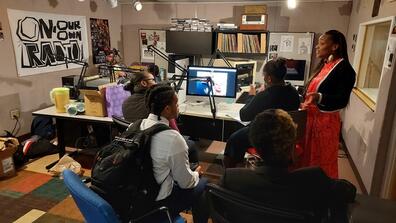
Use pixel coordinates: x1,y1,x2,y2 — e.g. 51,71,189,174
122,71,156,122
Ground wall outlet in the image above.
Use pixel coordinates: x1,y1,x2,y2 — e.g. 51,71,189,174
10,109,20,120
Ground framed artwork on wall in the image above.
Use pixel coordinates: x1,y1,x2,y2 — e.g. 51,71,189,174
139,29,166,63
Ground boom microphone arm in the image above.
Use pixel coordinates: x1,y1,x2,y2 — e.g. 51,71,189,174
207,49,233,68
147,45,188,93
169,75,217,121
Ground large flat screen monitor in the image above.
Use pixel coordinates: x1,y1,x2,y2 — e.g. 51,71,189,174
285,59,306,86
187,66,237,98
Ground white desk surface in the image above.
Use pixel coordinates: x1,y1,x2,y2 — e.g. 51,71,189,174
179,102,245,121
33,106,113,123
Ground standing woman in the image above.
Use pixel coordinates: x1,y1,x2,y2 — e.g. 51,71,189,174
300,30,356,178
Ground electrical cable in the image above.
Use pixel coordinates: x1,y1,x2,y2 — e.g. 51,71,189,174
11,117,21,136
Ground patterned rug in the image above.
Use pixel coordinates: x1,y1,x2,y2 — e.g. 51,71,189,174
0,139,226,223
0,170,84,223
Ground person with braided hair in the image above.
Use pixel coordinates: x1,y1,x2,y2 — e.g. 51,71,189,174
300,30,356,178
122,71,199,165
141,84,209,223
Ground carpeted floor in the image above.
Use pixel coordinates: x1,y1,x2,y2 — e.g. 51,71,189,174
0,139,226,223
0,138,361,223
0,169,84,223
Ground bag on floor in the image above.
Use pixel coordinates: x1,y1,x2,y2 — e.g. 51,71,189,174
31,117,55,140
90,119,170,222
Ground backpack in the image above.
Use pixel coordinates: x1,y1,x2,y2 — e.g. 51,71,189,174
90,119,170,222
31,117,55,140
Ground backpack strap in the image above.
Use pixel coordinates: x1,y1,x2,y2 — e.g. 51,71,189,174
121,119,144,138
122,119,171,139
143,123,171,137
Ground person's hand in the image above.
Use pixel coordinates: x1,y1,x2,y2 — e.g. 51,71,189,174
195,166,204,177
249,84,256,96
305,92,320,104
257,83,265,93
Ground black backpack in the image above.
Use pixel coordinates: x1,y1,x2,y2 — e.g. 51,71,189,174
90,119,170,222
31,117,55,140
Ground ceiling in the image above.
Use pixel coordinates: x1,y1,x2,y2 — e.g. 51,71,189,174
118,0,351,3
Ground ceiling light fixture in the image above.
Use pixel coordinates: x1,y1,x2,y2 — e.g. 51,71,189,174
132,0,142,11
287,0,297,9
107,0,118,8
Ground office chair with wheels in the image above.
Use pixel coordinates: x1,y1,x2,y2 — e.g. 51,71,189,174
206,183,314,223
63,169,184,223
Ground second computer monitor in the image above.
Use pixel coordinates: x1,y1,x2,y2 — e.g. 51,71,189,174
285,59,306,86
187,66,237,98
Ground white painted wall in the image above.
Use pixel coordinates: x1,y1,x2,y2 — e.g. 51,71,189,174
343,0,396,195
0,0,122,136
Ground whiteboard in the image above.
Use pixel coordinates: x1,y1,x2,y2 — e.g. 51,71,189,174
267,32,315,86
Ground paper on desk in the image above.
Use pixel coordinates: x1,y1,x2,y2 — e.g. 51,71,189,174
225,112,250,126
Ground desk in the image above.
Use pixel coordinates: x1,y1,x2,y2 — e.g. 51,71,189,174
33,106,113,162
178,102,246,142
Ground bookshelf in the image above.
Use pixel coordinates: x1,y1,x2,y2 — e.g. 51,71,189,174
215,30,268,57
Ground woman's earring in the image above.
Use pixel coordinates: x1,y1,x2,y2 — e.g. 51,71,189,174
328,54,334,62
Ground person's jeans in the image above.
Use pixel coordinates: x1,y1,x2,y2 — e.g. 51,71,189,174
224,126,251,163
157,177,209,223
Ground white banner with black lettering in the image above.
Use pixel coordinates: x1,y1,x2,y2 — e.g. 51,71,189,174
7,9,89,76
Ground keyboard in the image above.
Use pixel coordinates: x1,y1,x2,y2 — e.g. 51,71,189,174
236,92,251,104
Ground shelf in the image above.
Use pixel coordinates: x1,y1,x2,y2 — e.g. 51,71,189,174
214,29,267,34
216,32,268,55
221,52,267,59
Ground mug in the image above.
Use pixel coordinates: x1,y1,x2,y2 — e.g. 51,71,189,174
66,104,78,116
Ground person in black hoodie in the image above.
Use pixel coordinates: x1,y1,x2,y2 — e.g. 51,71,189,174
223,58,300,168
222,109,356,222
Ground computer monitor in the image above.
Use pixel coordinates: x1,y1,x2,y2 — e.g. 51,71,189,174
284,59,306,86
213,59,257,90
187,66,237,99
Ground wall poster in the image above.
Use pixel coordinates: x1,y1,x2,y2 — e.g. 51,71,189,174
7,9,89,76
139,29,165,63
280,35,294,52
90,18,110,64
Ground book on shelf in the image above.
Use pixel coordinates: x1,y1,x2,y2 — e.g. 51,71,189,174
217,32,267,54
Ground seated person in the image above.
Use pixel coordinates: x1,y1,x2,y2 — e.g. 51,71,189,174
142,85,208,223
223,58,300,168
122,71,155,123
147,64,162,83
221,109,356,222
122,72,199,164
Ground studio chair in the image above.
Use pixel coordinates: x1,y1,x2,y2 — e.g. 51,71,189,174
62,169,184,223
206,183,313,223
112,115,131,133
63,169,121,223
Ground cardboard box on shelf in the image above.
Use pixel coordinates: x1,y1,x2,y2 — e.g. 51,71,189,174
244,5,267,14
0,137,18,178
80,87,107,117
